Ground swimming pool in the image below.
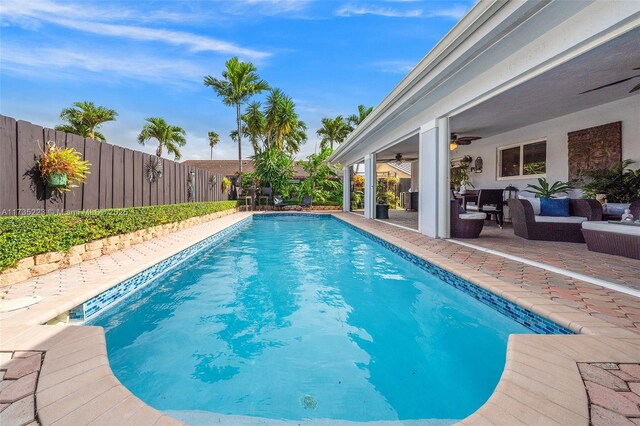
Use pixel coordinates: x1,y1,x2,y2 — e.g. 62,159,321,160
88,214,566,423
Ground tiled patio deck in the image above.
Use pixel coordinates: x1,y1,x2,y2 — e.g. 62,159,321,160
1,211,639,425
468,224,640,292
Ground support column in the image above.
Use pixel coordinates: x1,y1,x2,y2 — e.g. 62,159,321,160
342,166,351,212
418,121,438,237
437,117,450,238
364,153,376,219
418,118,450,238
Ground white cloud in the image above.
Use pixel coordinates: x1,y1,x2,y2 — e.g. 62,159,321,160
1,0,270,60
368,60,416,74
335,3,469,20
220,0,315,16
336,5,422,18
51,18,270,60
0,44,206,85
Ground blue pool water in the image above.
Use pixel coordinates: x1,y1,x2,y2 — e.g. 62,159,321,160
90,215,534,422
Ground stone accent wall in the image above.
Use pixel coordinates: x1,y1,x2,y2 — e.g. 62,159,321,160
0,208,239,288
568,121,622,181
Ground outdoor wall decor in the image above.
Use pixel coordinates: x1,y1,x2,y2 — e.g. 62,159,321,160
567,121,622,181
144,156,163,183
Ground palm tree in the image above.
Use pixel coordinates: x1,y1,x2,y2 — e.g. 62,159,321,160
242,101,266,154
56,101,117,142
347,105,373,131
284,120,307,155
203,57,269,175
316,116,350,151
208,131,219,160
137,117,187,160
264,88,301,151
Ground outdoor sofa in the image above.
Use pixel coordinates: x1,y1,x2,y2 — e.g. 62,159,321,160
508,198,602,243
581,200,640,259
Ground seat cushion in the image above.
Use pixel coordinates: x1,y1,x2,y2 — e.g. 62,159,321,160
534,215,587,224
459,213,486,220
582,221,640,236
540,197,570,217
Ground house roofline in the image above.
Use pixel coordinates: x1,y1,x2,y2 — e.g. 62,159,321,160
329,0,510,163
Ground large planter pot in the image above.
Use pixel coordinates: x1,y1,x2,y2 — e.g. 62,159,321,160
376,204,390,219
46,172,67,188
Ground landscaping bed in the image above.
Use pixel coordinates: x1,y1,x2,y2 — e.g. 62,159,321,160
0,201,239,285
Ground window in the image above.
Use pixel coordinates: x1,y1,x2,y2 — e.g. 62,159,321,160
497,140,546,179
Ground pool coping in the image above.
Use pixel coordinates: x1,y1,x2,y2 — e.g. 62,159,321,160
1,211,639,425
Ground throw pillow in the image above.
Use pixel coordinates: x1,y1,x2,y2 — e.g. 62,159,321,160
540,197,571,217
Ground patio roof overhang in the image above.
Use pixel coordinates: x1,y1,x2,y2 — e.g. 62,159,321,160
449,27,640,138
330,1,640,166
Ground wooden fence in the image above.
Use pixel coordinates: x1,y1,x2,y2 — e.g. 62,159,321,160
0,115,228,216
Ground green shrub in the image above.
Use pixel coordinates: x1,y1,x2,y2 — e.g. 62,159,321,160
0,200,239,271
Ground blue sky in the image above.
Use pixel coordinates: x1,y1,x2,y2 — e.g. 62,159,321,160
0,0,473,160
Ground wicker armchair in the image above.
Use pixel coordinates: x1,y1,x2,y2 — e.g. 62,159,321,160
509,198,602,243
582,200,640,259
450,200,486,238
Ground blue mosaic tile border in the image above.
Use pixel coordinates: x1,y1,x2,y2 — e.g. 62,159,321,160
332,215,572,335
253,213,332,220
80,216,253,321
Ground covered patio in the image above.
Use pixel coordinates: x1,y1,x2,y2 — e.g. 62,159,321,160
334,2,639,274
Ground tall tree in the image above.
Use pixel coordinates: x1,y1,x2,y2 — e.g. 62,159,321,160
56,101,117,142
137,117,187,160
264,88,303,152
316,116,350,151
208,131,219,160
283,120,307,156
203,57,269,175
347,104,374,131
242,101,266,154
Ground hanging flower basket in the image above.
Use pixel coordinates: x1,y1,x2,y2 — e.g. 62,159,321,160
46,172,68,188
37,141,90,192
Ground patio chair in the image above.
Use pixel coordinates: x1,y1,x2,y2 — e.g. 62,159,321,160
258,187,272,210
273,195,286,211
301,195,312,209
450,199,486,238
465,189,504,227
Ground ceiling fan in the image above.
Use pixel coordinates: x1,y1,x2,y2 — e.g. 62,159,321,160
579,67,640,94
450,133,482,151
393,153,418,164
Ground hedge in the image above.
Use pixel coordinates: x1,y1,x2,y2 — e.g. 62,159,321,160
0,200,239,271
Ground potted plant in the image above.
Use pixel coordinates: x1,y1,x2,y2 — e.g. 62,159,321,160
375,178,391,219
221,177,231,193
579,159,640,203
375,195,390,219
450,157,474,193
524,178,572,198
37,141,91,191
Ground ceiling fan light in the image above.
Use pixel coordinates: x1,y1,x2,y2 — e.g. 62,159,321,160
449,142,458,151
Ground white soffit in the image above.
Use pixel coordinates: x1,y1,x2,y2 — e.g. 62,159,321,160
450,28,640,137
